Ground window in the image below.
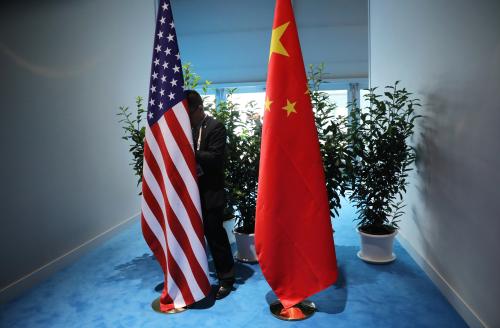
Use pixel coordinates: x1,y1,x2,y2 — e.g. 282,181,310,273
324,90,348,117
228,91,266,117
360,89,370,113
199,80,367,122
226,88,349,118
202,94,216,111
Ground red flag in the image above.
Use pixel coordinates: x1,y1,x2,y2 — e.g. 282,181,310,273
255,0,338,309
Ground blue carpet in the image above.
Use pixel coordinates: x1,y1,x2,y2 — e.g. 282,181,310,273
0,202,467,328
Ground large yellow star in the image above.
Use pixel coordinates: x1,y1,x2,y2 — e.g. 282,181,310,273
269,22,290,60
265,96,273,112
282,99,297,117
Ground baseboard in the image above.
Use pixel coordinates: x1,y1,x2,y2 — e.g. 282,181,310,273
397,231,487,328
0,212,140,304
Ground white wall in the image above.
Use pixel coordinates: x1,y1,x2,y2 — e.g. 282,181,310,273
0,0,155,298
369,1,500,327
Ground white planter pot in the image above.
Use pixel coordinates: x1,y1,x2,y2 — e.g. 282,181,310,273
357,229,397,264
233,230,258,263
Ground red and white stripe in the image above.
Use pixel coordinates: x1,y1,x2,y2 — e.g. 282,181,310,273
141,101,211,311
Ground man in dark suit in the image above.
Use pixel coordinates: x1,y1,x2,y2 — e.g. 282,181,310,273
185,90,235,300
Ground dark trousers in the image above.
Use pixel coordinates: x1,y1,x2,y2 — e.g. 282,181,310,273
203,207,234,281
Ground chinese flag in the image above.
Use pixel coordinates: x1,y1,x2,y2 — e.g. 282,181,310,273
255,0,338,309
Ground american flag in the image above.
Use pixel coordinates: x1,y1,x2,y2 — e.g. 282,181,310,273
141,0,211,311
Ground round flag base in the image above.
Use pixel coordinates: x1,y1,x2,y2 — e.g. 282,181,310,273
151,297,187,314
269,300,316,321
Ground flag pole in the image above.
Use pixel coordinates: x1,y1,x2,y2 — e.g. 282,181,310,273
269,300,316,321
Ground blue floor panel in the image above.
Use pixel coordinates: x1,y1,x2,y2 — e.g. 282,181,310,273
0,203,467,327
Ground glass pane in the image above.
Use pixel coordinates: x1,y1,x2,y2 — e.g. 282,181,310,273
202,94,216,111
228,91,266,118
360,89,370,113
324,90,348,117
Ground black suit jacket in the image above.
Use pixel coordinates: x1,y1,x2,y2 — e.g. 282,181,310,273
195,115,226,211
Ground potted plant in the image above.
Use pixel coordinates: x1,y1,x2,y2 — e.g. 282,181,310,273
207,92,262,262
308,64,351,220
231,102,261,263
347,82,421,263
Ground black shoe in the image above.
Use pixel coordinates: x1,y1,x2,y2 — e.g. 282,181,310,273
215,282,234,300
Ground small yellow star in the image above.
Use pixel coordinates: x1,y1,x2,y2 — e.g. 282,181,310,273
269,22,290,61
265,96,273,112
282,99,297,117
304,83,310,95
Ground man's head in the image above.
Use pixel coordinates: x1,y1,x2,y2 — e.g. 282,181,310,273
185,89,205,127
